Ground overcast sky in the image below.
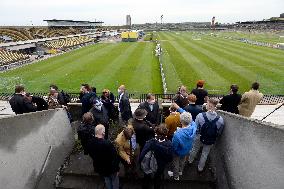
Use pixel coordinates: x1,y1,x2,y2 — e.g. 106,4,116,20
1,0,283,26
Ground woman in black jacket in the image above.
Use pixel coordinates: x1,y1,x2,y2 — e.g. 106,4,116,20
77,112,95,155
101,89,116,121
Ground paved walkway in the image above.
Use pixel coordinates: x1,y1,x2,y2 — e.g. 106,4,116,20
0,101,15,118
251,104,284,125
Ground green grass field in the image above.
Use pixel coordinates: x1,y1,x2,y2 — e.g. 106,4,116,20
157,31,284,94
0,31,283,95
214,31,284,44
0,42,163,94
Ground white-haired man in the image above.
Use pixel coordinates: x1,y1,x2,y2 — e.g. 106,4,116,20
87,124,120,189
118,85,132,126
168,111,197,180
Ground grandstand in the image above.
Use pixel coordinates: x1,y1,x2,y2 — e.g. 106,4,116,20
0,19,104,70
43,36,94,49
0,27,84,43
0,50,30,66
0,19,103,44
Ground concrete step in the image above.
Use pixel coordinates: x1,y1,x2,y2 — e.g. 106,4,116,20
56,152,216,189
58,174,215,189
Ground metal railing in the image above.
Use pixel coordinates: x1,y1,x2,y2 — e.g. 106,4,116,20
1,92,283,104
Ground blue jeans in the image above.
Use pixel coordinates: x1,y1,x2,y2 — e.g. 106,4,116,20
104,173,119,189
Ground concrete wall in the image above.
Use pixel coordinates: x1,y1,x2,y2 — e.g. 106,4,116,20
213,111,284,189
0,109,74,189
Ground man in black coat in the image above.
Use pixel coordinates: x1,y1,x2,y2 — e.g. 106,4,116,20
139,93,161,126
173,86,189,109
132,108,155,150
118,85,132,126
9,86,36,115
25,93,48,111
87,124,120,189
80,84,97,115
220,84,242,114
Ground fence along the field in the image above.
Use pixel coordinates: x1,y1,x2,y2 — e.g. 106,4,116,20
155,42,167,94
0,92,283,104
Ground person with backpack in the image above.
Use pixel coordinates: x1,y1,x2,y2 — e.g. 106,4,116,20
167,112,197,180
139,124,173,189
90,98,110,139
188,98,224,172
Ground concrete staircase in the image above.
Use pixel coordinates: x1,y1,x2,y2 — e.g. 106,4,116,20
56,152,216,189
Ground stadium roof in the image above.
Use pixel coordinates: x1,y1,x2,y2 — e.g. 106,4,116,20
43,19,103,23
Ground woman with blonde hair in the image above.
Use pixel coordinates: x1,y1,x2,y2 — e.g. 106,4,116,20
101,89,116,120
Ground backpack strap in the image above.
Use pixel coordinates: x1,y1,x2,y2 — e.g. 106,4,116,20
202,112,209,123
212,115,220,125
202,112,220,124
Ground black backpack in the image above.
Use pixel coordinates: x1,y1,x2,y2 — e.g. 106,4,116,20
61,91,71,104
141,150,158,175
200,112,220,145
89,95,98,105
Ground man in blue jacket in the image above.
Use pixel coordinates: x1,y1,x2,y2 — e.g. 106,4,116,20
168,111,197,180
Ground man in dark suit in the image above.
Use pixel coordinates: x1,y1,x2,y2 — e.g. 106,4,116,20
220,84,242,114
25,93,48,111
9,85,36,115
118,85,132,126
139,93,161,126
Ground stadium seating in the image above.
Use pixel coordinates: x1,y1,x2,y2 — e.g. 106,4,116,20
0,27,83,42
43,36,93,49
0,28,32,41
0,50,30,66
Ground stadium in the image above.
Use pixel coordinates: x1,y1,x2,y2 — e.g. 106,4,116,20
0,2,284,189
1,16,284,95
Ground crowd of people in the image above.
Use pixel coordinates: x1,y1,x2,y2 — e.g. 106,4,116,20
8,80,264,189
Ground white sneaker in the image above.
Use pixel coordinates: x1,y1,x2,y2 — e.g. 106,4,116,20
174,176,180,181
188,159,194,164
179,171,183,176
168,171,173,177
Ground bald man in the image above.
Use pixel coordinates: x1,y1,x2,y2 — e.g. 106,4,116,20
87,124,120,189
118,85,132,126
